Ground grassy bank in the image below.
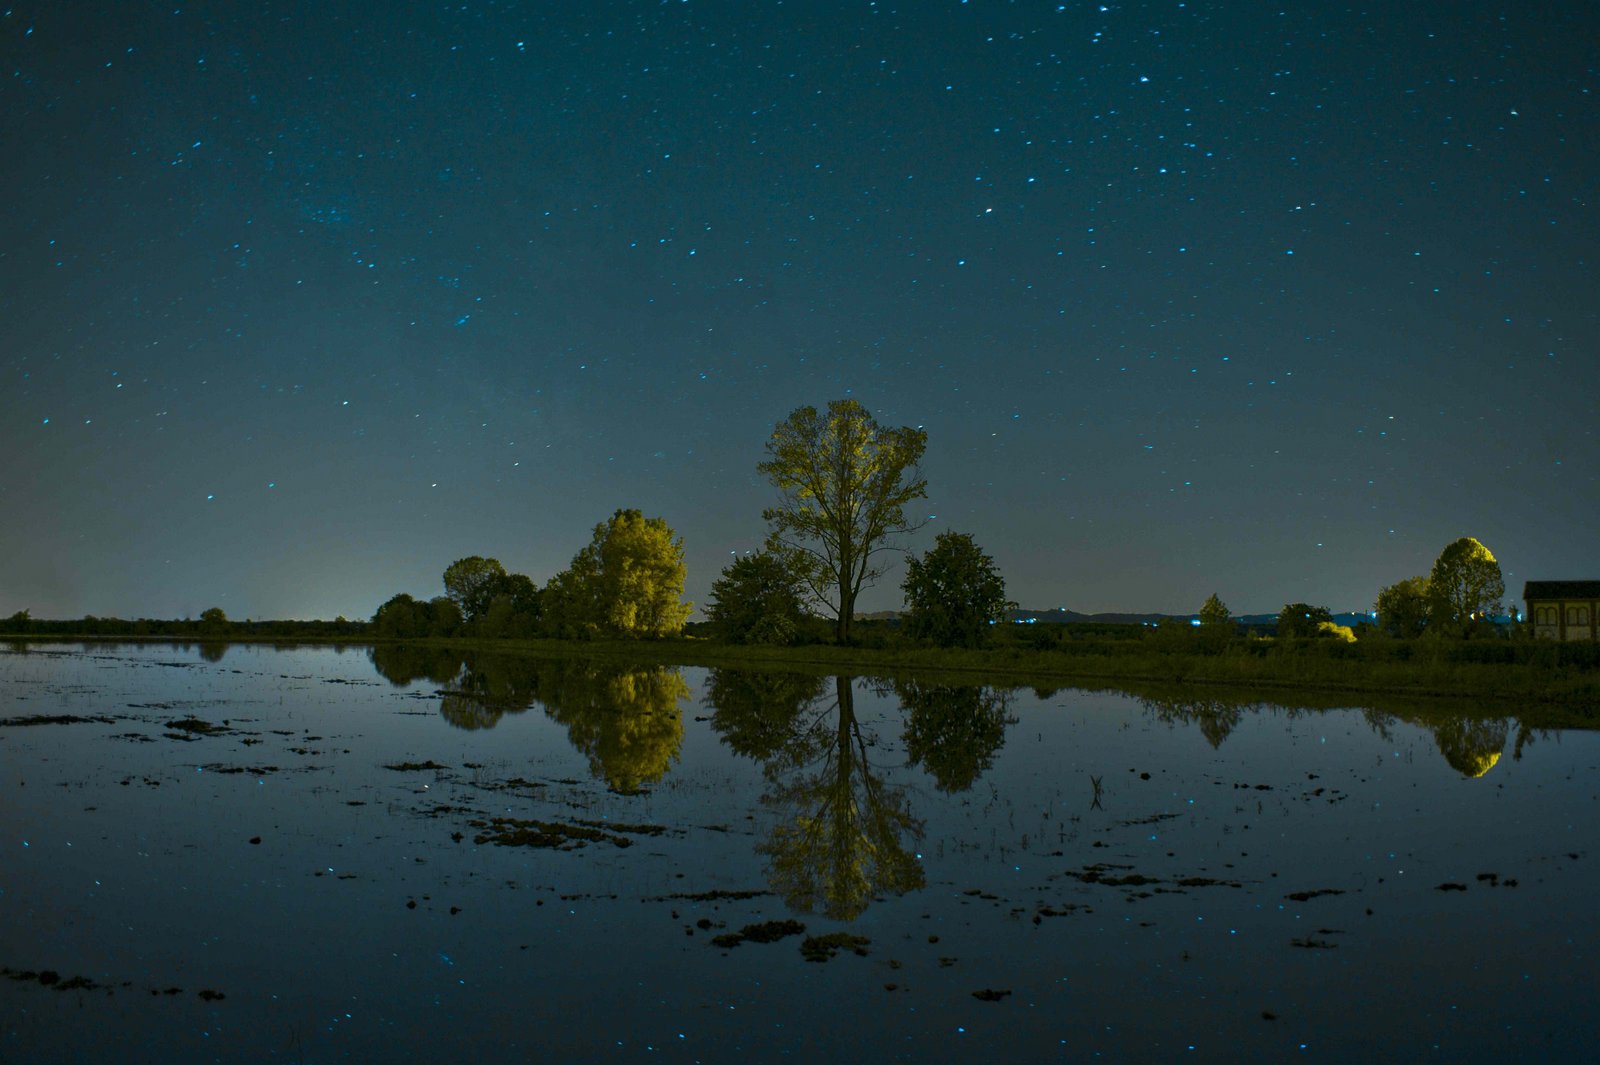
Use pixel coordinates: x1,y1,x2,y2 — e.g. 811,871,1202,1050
6,626,1598,710
379,629,1600,709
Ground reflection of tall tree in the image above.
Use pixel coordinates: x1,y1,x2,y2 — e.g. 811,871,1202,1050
760,678,924,920
894,679,1014,793
706,671,925,921
539,661,689,793
196,641,228,663
1429,717,1509,778
1142,694,1255,749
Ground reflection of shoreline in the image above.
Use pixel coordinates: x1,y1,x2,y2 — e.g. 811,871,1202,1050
367,646,689,792
1141,693,1520,778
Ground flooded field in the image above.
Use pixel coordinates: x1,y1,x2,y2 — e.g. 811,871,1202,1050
3,642,1596,1062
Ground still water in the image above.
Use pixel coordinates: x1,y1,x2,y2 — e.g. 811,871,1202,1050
2,642,1595,1062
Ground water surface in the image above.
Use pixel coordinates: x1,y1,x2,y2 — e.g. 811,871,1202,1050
3,643,1595,1062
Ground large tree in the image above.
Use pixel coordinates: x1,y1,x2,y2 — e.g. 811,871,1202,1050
1428,537,1504,633
442,556,508,622
544,509,691,637
901,531,1012,648
758,399,927,643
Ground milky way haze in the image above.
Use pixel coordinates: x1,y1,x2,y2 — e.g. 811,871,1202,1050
3,1,1595,621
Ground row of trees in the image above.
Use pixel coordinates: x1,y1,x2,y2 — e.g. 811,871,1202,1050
374,399,1506,650
373,509,691,640
373,399,1015,648
705,400,1011,647
1192,536,1508,642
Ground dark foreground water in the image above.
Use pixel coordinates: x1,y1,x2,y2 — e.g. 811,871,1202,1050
2,643,1595,1063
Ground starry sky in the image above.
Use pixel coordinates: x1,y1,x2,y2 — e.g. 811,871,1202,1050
2,1,1596,622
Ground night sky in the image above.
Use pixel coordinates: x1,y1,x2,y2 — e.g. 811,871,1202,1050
3,1,1595,622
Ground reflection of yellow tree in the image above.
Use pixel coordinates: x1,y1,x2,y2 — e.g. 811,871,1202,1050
706,672,924,920
1430,717,1509,778
894,679,1014,793
541,663,689,793
1141,694,1255,749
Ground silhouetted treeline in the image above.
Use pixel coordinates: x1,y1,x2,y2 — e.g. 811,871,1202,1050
0,609,368,640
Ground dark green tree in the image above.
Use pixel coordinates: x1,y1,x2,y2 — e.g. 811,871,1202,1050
198,607,229,636
1198,593,1232,628
758,399,927,643
479,572,542,638
426,596,463,636
901,531,1012,647
1375,576,1431,638
442,556,508,623
705,550,808,645
1427,537,1504,633
1276,602,1332,639
372,593,430,638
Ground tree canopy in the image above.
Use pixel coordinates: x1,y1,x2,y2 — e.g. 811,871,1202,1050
901,531,1012,648
1428,537,1504,632
442,556,507,622
1375,576,1430,638
543,509,691,638
1198,593,1231,628
758,399,927,643
705,550,809,645
1276,602,1333,639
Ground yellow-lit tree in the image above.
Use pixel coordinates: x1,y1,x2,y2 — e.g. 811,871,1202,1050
758,400,927,644
545,509,691,638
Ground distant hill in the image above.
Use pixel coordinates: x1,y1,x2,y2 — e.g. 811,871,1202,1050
1006,608,1376,629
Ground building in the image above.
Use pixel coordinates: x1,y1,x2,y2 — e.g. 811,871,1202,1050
1523,581,1600,641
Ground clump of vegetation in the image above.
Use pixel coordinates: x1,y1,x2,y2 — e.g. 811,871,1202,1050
0,714,116,727
167,717,229,735
710,919,807,948
468,816,635,850
382,760,450,771
800,932,871,962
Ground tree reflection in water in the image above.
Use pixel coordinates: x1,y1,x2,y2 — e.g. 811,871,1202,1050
706,670,1017,920
893,678,1014,793
539,661,689,794
1428,716,1509,778
368,644,470,688
1145,688,1522,779
367,647,689,791
1141,693,1257,749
